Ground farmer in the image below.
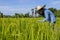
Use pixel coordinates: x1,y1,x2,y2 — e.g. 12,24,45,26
35,5,56,30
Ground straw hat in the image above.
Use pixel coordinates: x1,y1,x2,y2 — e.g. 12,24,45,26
36,5,46,11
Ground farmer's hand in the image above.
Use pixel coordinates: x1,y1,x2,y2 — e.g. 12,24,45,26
37,20,43,22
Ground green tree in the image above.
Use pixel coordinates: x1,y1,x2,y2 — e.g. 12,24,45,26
15,13,20,18
15,13,24,18
55,10,60,17
24,12,29,17
0,12,3,18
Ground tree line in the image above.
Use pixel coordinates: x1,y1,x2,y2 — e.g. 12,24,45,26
0,8,60,18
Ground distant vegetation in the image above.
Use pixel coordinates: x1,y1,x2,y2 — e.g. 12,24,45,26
0,8,60,18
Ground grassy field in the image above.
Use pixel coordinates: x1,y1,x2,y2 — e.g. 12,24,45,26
0,18,60,40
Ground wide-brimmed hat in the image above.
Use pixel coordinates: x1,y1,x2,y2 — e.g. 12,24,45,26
36,5,46,11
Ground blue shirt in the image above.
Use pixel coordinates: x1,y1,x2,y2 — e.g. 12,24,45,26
42,9,56,23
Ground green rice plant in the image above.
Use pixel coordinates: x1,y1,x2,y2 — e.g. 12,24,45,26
0,18,60,40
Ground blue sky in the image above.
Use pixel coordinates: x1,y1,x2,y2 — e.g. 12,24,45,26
0,0,60,15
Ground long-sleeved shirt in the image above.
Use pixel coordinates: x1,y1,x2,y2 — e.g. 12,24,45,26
42,9,56,23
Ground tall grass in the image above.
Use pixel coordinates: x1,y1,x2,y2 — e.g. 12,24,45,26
0,18,60,40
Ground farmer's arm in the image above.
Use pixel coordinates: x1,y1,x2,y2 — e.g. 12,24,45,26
42,10,49,22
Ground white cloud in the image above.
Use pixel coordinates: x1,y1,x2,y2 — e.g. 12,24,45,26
0,6,31,15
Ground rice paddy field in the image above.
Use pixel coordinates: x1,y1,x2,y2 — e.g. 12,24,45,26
0,18,60,40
